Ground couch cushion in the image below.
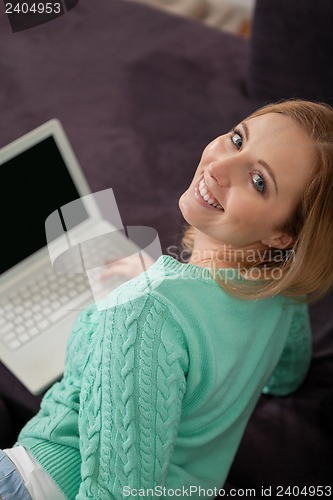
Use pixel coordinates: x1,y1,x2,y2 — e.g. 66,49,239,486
247,0,333,105
0,396,14,448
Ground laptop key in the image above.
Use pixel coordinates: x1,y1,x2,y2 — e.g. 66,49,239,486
38,320,50,331
18,333,30,344
28,327,40,337
0,322,14,336
49,291,91,323
9,339,21,350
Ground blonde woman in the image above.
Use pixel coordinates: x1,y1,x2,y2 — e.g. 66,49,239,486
1,99,333,499
180,99,333,301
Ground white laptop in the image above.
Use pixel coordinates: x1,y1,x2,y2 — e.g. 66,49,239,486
0,119,156,395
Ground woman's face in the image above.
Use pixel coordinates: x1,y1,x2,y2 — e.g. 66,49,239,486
179,112,316,254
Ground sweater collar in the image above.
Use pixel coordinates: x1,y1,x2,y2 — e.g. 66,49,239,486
154,255,247,285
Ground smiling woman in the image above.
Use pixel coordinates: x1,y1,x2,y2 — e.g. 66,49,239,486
2,100,333,500
179,99,333,302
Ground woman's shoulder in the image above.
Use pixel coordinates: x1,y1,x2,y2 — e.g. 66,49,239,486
94,255,204,312
91,256,308,335
83,258,186,337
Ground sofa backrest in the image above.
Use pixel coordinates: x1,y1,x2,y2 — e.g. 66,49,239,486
247,0,333,105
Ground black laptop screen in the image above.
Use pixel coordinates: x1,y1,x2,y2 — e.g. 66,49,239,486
0,136,89,275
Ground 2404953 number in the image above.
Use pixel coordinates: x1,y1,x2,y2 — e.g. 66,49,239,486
5,3,61,14
276,485,332,497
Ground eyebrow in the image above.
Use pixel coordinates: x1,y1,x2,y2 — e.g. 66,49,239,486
241,122,278,194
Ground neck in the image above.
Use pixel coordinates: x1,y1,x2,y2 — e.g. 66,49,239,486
188,232,269,269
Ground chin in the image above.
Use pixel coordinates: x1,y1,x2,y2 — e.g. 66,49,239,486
178,191,190,219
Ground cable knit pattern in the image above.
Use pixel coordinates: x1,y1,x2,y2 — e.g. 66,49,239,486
262,302,312,396
76,283,188,498
17,256,311,499
17,304,102,499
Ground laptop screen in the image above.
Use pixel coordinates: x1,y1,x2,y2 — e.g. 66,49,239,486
0,135,89,275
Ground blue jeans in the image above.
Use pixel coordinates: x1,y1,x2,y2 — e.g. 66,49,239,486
0,450,32,500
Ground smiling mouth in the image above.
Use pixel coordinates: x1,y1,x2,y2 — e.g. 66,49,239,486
198,177,224,211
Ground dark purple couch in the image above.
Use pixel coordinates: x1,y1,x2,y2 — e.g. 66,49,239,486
0,0,332,494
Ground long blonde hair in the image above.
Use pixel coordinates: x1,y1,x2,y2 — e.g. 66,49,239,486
181,99,333,302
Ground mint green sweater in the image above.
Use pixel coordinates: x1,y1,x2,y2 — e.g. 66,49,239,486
18,256,311,499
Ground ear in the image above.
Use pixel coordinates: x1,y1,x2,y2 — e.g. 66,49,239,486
261,232,294,250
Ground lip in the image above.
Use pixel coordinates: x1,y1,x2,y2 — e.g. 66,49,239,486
193,176,224,212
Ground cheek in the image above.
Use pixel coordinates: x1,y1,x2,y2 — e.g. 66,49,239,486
228,192,257,219
228,194,274,229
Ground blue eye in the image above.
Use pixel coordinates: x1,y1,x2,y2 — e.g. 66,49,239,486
252,173,265,193
231,130,243,150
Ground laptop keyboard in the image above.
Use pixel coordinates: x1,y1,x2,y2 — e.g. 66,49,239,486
0,272,92,351
0,231,140,351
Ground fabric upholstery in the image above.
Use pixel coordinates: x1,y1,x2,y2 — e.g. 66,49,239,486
247,0,333,104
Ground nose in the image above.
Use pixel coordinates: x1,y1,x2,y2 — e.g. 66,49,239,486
207,155,238,188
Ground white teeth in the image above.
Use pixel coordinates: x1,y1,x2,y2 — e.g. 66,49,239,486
198,177,224,211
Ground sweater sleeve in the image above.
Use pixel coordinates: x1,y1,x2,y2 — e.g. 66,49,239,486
262,303,312,396
77,291,189,499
